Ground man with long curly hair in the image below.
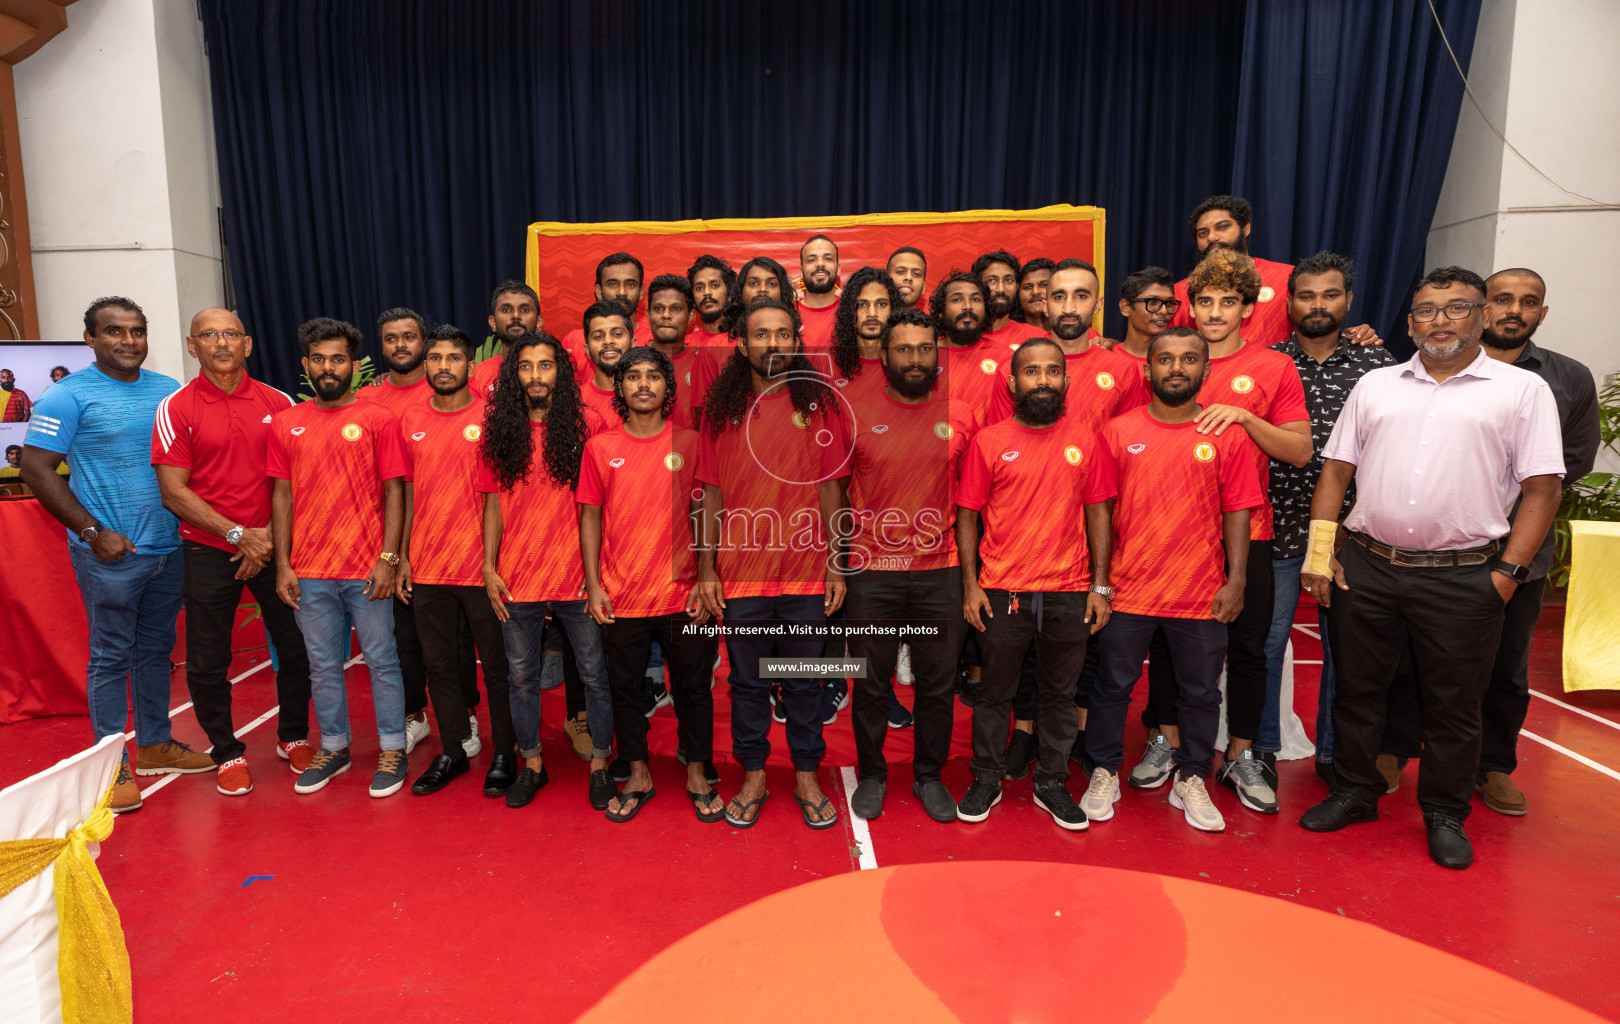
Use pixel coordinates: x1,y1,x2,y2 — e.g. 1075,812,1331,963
694,299,853,830
476,333,616,810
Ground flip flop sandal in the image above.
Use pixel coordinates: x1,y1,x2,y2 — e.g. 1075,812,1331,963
687,788,725,823
605,787,656,823
794,793,839,831
724,791,769,828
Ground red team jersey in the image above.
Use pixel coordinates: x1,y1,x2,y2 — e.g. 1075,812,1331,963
938,344,1006,437
400,402,488,586
1196,341,1309,540
830,357,888,417
664,345,702,431
844,387,960,574
984,320,1049,354
475,418,601,603
151,373,295,551
796,301,839,350
696,392,852,599
265,402,408,579
579,379,620,425
956,417,1115,593
1094,406,1264,619
1171,256,1296,346
355,376,433,418
984,344,1150,430
563,322,653,382
576,422,703,617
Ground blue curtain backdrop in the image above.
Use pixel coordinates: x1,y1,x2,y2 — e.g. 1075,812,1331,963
198,0,1480,391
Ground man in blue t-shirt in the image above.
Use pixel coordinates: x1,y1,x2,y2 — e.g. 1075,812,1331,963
22,296,213,813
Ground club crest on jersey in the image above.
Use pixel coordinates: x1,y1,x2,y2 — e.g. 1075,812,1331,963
290,426,306,436
1001,451,1020,462
1230,376,1255,394
1063,446,1082,465
609,458,626,469
462,424,481,442
664,452,684,471
342,424,362,441
934,422,952,440
1095,372,1115,390
1258,286,1275,303
979,358,998,375
871,424,889,434
792,411,810,429
1127,443,1147,454
411,431,427,441
1194,442,1215,462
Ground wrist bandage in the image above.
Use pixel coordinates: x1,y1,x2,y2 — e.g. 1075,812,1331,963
1305,519,1338,578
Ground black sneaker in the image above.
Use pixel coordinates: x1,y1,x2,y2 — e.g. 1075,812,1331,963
1424,812,1474,870
820,679,850,725
588,769,615,811
955,668,985,708
294,747,351,795
1257,749,1279,790
1002,729,1038,781
1033,782,1089,832
644,675,672,717
505,765,550,808
955,779,1002,823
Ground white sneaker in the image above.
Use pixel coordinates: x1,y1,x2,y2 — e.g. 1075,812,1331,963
1081,767,1121,821
404,711,429,755
462,713,482,758
896,644,915,686
1169,772,1226,832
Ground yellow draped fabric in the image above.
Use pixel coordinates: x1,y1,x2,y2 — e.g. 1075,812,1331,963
0,786,133,1024
1563,520,1620,692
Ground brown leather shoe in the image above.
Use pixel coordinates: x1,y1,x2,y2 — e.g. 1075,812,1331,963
563,712,592,761
135,739,214,776
1375,754,1405,794
1476,771,1528,816
111,762,142,814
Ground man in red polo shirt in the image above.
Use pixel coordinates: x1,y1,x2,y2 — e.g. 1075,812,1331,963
797,234,841,349
471,281,545,397
687,254,735,346
645,274,703,429
694,298,852,831
1081,326,1261,833
955,337,1115,832
886,247,928,312
974,250,1048,353
580,346,718,822
399,325,516,799
152,308,310,796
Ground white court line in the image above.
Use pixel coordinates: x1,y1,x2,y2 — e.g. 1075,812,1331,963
839,766,878,870
168,658,271,718
1520,729,1620,784
1291,623,1321,640
1529,689,1620,734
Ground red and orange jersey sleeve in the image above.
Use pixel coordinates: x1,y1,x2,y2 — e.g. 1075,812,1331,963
579,423,702,617
400,403,487,586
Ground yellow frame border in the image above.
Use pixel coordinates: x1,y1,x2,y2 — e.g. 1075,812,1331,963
526,204,1107,331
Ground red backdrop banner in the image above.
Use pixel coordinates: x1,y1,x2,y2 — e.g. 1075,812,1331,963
526,205,1104,338
0,498,89,722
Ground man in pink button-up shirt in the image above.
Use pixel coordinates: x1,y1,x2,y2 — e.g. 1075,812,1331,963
1297,266,1563,871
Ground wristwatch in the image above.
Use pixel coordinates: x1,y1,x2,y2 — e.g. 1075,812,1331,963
79,525,100,544
379,552,400,566
1090,584,1116,601
1492,561,1531,584
225,524,245,546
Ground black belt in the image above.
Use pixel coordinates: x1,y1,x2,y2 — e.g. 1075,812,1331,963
1349,532,1499,568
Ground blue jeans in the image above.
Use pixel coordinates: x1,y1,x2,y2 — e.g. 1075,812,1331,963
503,600,611,759
293,578,406,752
1261,554,1336,760
68,545,184,758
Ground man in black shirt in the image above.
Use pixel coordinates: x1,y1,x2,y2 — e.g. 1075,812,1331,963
1263,252,1394,787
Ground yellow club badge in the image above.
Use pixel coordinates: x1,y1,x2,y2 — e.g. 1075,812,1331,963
792,411,810,429
462,424,482,442
1095,371,1115,390
1064,445,1083,466
980,358,997,374
341,423,362,441
1258,286,1275,303
1231,375,1255,394
934,422,953,440
1194,442,1216,462
664,452,684,471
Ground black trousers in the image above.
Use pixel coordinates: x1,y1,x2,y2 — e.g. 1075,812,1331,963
971,589,1089,787
1015,641,1099,717
846,565,965,784
1089,612,1227,777
1329,541,1505,819
1140,539,1272,741
181,543,311,763
603,612,718,765
412,584,515,755
395,593,480,716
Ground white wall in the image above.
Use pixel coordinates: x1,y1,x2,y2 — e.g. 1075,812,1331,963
14,0,222,384
1427,0,1620,405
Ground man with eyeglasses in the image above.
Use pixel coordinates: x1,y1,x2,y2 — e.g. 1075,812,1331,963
152,309,312,796
1114,267,1179,363
1298,266,1564,870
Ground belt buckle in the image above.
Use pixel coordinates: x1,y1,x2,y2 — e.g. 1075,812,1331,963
1388,548,1422,568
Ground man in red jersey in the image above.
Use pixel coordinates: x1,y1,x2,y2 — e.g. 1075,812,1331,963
691,256,795,419
797,234,841,349
1138,248,1310,816
687,254,736,345
644,275,703,429
1015,257,1055,332
399,326,516,798
929,271,1001,436
886,247,928,311
1081,326,1261,833
358,306,479,756
1113,266,1179,363
955,337,1115,832
152,308,310,796
694,299,852,831
829,266,899,409
471,281,544,398
477,332,614,809
580,300,635,423
842,307,966,823
269,318,411,799
580,346,720,823
974,250,1048,353
561,254,654,369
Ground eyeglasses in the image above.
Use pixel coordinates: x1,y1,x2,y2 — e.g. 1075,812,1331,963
1129,297,1183,314
1410,302,1482,323
196,329,246,341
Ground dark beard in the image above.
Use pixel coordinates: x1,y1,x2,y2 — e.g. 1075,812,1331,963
1015,386,1064,425
803,274,836,295
525,392,551,412
1151,378,1198,406
943,318,986,347
386,349,425,374
430,376,465,396
1481,322,1537,349
312,374,351,401
988,294,1013,320
1296,313,1341,340
884,362,938,400
1205,234,1249,257
1051,318,1085,341
699,305,722,325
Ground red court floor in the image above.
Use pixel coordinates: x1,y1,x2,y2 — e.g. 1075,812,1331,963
2,601,1616,1022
